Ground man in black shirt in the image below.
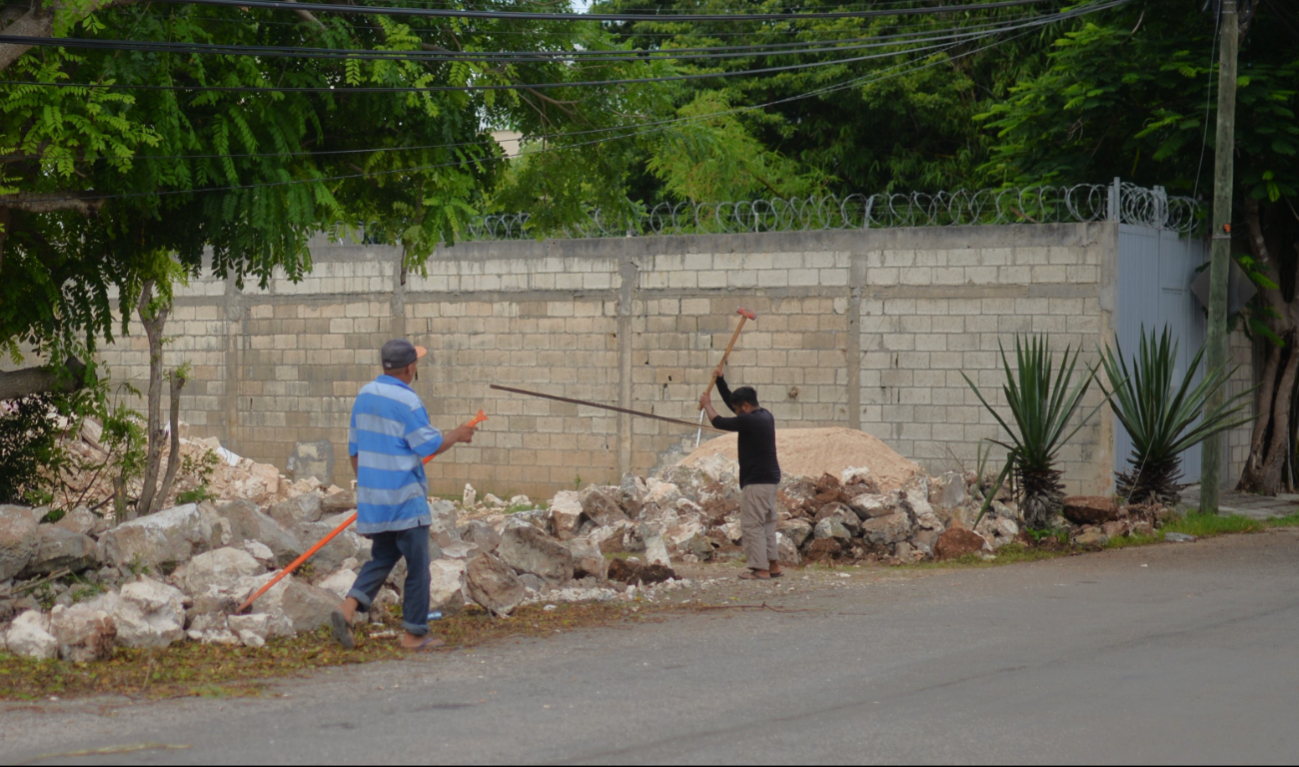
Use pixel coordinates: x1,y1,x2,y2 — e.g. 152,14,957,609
700,366,783,580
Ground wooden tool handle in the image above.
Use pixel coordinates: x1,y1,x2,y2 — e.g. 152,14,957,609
699,316,750,409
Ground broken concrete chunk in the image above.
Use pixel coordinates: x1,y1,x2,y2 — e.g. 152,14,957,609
114,576,187,649
1062,496,1120,526
564,537,607,581
320,489,357,515
848,493,895,521
463,520,501,554
98,503,212,573
179,547,264,597
548,490,585,541
315,568,358,600
580,486,629,527
463,554,526,617
49,603,117,662
21,525,99,577
214,501,302,567
861,512,913,546
227,612,271,641
934,528,990,561
428,558,467,614
4,610,58,660
0,507,42,581
462,484,477,509
267,491,324,529
497,527,574,587
55,506,108,538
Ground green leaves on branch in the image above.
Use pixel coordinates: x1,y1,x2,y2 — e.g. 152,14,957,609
963,335,1106,530
1101,325,1253,506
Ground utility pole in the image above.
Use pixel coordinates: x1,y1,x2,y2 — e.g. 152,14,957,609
1200,0,1239,515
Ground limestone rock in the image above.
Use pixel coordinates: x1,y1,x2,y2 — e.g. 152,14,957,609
934,528,990,561
49,603,117,662
0,507,40,581
242,540,276,566
589,521,631,555
463,554,526,617
428,500,462,548
1062,496,1120,526
1101,520,1130,539
179,547,264,597
320,489,357,515
463,520,501,554
848,494,895,521
483,493,506,509
1131,521,1156,538
213,501,302,567
428,558,467,614
21,525,99,577
4,610,58,659
279,581,339,634
293,513,370,572
776,533,802,566
439,540,481,561
778,519,814,548
548,490,585,541
497,527,574,587
580,486,629,527
813,516,853,543
114,577,187,649
994,517,1020,539
55,507,108,538
316,568,358,600
228,613,271,641
643,479,682,508
565,537,607,581
1073,529,1109,548
267,491,323,529
462,484,477,508
98,504,212,573
644,533,672,568
861,512,913,546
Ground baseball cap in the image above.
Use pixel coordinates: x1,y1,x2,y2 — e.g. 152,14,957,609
381,339,428,370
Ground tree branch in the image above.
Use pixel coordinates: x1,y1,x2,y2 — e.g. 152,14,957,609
1244,197,1289,319
284,0,326,30
0,0,142,72
0,357,88,401
0,192,105,216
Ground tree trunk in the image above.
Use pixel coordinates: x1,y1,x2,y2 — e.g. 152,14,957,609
133,280,170,517
154,370,187,508
1237,198,1298,495
0,357,88,401
1238,333,1299,495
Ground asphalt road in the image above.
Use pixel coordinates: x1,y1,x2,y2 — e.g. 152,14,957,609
5,529,1299,765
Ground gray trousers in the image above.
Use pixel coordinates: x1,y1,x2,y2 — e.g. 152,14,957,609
740,483,780,571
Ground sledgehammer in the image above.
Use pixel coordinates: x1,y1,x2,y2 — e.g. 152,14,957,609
695,307,756,447
235,409,488,614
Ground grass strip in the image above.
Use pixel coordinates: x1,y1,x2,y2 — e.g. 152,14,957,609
0,601,652,702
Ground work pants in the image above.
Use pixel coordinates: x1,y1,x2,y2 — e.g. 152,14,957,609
740,483,780,571
347,525,430,636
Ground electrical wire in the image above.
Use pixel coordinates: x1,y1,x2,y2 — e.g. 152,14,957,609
142,0,1055,24
0,2,1117,94
0,16,1047,65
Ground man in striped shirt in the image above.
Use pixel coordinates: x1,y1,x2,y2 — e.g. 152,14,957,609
332,339,477,651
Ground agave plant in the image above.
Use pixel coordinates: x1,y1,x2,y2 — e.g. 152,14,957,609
963,335,1106,530
1101,325,1252,507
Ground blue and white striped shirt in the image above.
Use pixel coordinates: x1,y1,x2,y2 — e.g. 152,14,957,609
348,375,443,535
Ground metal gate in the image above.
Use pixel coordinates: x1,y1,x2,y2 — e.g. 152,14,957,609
1114,224,1208,484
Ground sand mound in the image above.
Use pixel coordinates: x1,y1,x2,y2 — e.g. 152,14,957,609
681,427,922,491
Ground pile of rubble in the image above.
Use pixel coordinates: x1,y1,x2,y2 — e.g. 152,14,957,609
0,426,1174,663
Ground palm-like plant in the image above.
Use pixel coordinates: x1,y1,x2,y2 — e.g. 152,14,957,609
1101,326,1253,507
964,336,1106,530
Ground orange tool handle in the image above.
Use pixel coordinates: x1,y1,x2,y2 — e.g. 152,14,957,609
237,410,488,614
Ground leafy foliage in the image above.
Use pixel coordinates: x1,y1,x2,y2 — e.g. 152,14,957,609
0,394,65,505
1101,325,1253,506
963,335,1105,529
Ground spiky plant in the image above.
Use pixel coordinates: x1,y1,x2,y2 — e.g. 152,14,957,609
964,336,1106,530
1101,325,1253,507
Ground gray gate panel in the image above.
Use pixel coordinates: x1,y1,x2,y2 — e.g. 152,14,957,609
1115,225,1208,488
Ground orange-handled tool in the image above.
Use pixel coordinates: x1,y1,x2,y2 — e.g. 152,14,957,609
236,410,488,614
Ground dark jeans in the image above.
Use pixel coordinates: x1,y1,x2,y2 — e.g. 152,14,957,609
346,525,430,636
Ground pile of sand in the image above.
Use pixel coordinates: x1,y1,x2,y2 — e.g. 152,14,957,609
681,427,922,491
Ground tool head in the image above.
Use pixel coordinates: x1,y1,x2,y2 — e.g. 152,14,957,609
737,307,756,320
467,409,488,427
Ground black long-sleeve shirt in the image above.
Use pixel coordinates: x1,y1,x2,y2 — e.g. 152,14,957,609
711,376,781,487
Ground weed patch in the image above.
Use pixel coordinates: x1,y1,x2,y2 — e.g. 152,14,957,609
1162,512,1263,538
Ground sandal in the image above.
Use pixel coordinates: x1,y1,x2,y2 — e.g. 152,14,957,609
330,610,355,650
405,636,446,652
770,571,784,579
739,571,772,581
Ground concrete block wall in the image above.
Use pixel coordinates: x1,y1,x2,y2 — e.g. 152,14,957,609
82,221,1250,499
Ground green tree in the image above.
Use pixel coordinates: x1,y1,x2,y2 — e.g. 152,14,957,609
979,0,1299,494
